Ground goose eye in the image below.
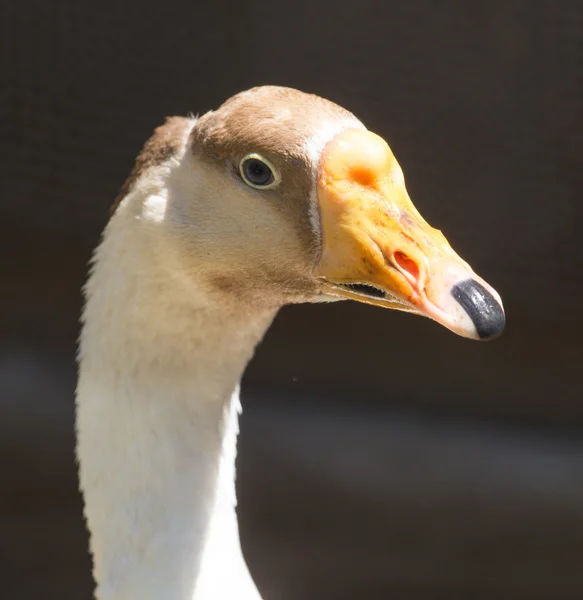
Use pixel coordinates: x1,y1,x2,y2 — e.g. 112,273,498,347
239,154,279,189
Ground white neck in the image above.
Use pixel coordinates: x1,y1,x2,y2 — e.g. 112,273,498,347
76,187,275,599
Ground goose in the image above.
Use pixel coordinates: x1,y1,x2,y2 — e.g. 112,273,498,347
76,85,505,600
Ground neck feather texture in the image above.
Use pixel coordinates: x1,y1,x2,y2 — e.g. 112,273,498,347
76,188,275,599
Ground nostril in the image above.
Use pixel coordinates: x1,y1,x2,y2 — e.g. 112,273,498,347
394,251,420,282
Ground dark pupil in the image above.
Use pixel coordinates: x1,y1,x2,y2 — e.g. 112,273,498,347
243,158,273,186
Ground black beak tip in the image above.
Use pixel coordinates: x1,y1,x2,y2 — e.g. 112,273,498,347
451,279,505,340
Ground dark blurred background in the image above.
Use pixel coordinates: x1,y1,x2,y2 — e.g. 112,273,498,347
1,1,582,598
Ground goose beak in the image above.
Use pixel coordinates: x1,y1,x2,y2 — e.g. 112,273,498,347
315,129,504,340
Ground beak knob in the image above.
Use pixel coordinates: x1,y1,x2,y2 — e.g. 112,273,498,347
451,279,505,340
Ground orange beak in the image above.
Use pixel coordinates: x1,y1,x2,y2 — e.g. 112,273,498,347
315,129,504,340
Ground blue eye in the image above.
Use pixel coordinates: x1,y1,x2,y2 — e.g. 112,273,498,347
239,154,280,189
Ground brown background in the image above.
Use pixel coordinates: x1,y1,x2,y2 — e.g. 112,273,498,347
1,1,582,598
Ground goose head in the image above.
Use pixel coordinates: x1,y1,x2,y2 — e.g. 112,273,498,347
135,85,504,340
